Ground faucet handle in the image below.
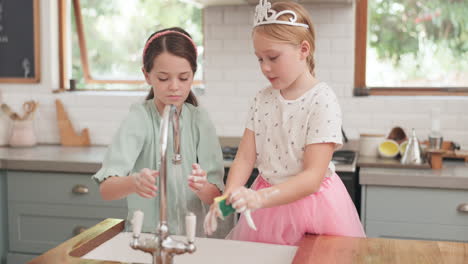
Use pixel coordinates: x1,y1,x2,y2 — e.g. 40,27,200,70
186,212,196,243
132,210,144,237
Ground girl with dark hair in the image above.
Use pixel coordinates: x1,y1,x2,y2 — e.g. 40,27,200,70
93,27,227,236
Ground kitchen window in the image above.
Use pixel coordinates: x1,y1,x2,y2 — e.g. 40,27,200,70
58,0,203,91
354,0,468,96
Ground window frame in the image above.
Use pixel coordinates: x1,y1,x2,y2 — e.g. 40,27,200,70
58,0,203,92
354,0,468,96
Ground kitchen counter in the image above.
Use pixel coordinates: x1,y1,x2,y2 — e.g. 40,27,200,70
0,144,357,173
0,145,106,173
2,144,468,189
359,161,468,190
28,218,468,264
0,145,234,173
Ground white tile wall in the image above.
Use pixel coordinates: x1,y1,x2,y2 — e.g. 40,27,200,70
0,1,467,148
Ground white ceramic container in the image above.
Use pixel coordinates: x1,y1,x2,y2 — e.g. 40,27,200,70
359,134,385,157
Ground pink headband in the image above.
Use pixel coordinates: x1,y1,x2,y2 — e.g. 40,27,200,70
142,30,198,64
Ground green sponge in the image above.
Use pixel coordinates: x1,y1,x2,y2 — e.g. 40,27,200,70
214,195,235,217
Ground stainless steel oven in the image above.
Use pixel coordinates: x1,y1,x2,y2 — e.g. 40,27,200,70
332,150,360,216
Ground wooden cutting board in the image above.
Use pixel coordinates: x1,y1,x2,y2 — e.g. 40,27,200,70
425,141,468,169
443,150,468,162
55,99,90,146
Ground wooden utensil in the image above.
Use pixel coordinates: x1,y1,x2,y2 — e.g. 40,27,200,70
55,99,90,146
21,100,38,120
1,103,21,120
1,101,38,121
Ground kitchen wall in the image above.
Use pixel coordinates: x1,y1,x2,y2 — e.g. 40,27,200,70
0,1,467,147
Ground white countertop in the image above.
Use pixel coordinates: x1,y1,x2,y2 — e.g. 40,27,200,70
359,161,468,190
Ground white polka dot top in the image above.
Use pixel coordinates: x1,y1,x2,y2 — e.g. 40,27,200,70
246,82,343,185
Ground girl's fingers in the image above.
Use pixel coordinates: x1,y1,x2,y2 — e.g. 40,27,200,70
229,187,247,203
204,209,218,235
188,182,205,193
236,206,247,213
142,174,156,184
188,183,198,192
191,169,205,177
203,211,210,234
232,197,246,208
138,190,156,199
245,210,257,231
141,180,157,191
138,186,156,197
188,173,207,193
190,163,206,177
140,168,151,175
188,175,207,183
194,183,204,189
189,182,203,189
188,175,196,182
133,168,159,199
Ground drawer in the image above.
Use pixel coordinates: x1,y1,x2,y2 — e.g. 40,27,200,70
365,186,468,226
365,221,468,242
8,202,127,254
7,171,125,208
7,253,38,264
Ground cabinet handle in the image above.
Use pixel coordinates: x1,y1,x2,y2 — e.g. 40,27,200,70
72,184,89,194
457,203,468,213
73,226,87,236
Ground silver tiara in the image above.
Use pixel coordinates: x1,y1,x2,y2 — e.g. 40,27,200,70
253,0,309,29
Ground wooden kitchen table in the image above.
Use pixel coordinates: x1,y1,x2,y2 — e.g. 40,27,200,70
28,219,468,264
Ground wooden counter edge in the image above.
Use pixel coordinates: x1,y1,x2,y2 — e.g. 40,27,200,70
28,218,468,264
28,218,125,264
292,235,468,264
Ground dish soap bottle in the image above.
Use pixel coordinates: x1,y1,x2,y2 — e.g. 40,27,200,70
401,128,422,165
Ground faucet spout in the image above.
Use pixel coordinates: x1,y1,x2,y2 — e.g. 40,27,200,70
131,104,196,264
158,104,180,238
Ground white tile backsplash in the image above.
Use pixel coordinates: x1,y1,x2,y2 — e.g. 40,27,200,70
0,1,467,148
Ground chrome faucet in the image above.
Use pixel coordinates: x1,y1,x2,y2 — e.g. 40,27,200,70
130,104,196,264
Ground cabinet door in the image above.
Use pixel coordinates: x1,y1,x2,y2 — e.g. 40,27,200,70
7,171,125,208
6,171,127,255
8,203,126,254
363,186,468,242
0,170,6,264
7,252,38,264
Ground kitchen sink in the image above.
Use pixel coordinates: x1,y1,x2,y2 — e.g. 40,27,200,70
81,232,298,264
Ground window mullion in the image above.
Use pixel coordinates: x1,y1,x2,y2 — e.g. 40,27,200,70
72,0,92,83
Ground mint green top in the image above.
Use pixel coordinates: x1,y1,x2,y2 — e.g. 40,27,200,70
93,100,224,234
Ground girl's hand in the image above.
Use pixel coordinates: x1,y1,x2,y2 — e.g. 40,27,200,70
131,168,158,198
204,201,222,235
188,163,208,193
229,187,279,213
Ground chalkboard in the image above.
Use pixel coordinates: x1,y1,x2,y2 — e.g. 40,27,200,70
0,0,40,83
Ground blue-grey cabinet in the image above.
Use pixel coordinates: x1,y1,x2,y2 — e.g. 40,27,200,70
361,185,468,242
0,170,7,264
5,171,127,264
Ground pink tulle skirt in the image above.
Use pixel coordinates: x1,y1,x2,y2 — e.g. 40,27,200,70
226,173,366,245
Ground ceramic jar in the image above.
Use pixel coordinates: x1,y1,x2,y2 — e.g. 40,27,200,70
9,119,37,147
359,134,385,157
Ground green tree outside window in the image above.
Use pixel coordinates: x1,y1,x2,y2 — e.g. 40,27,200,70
367,0,468,88
70,0,203,90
